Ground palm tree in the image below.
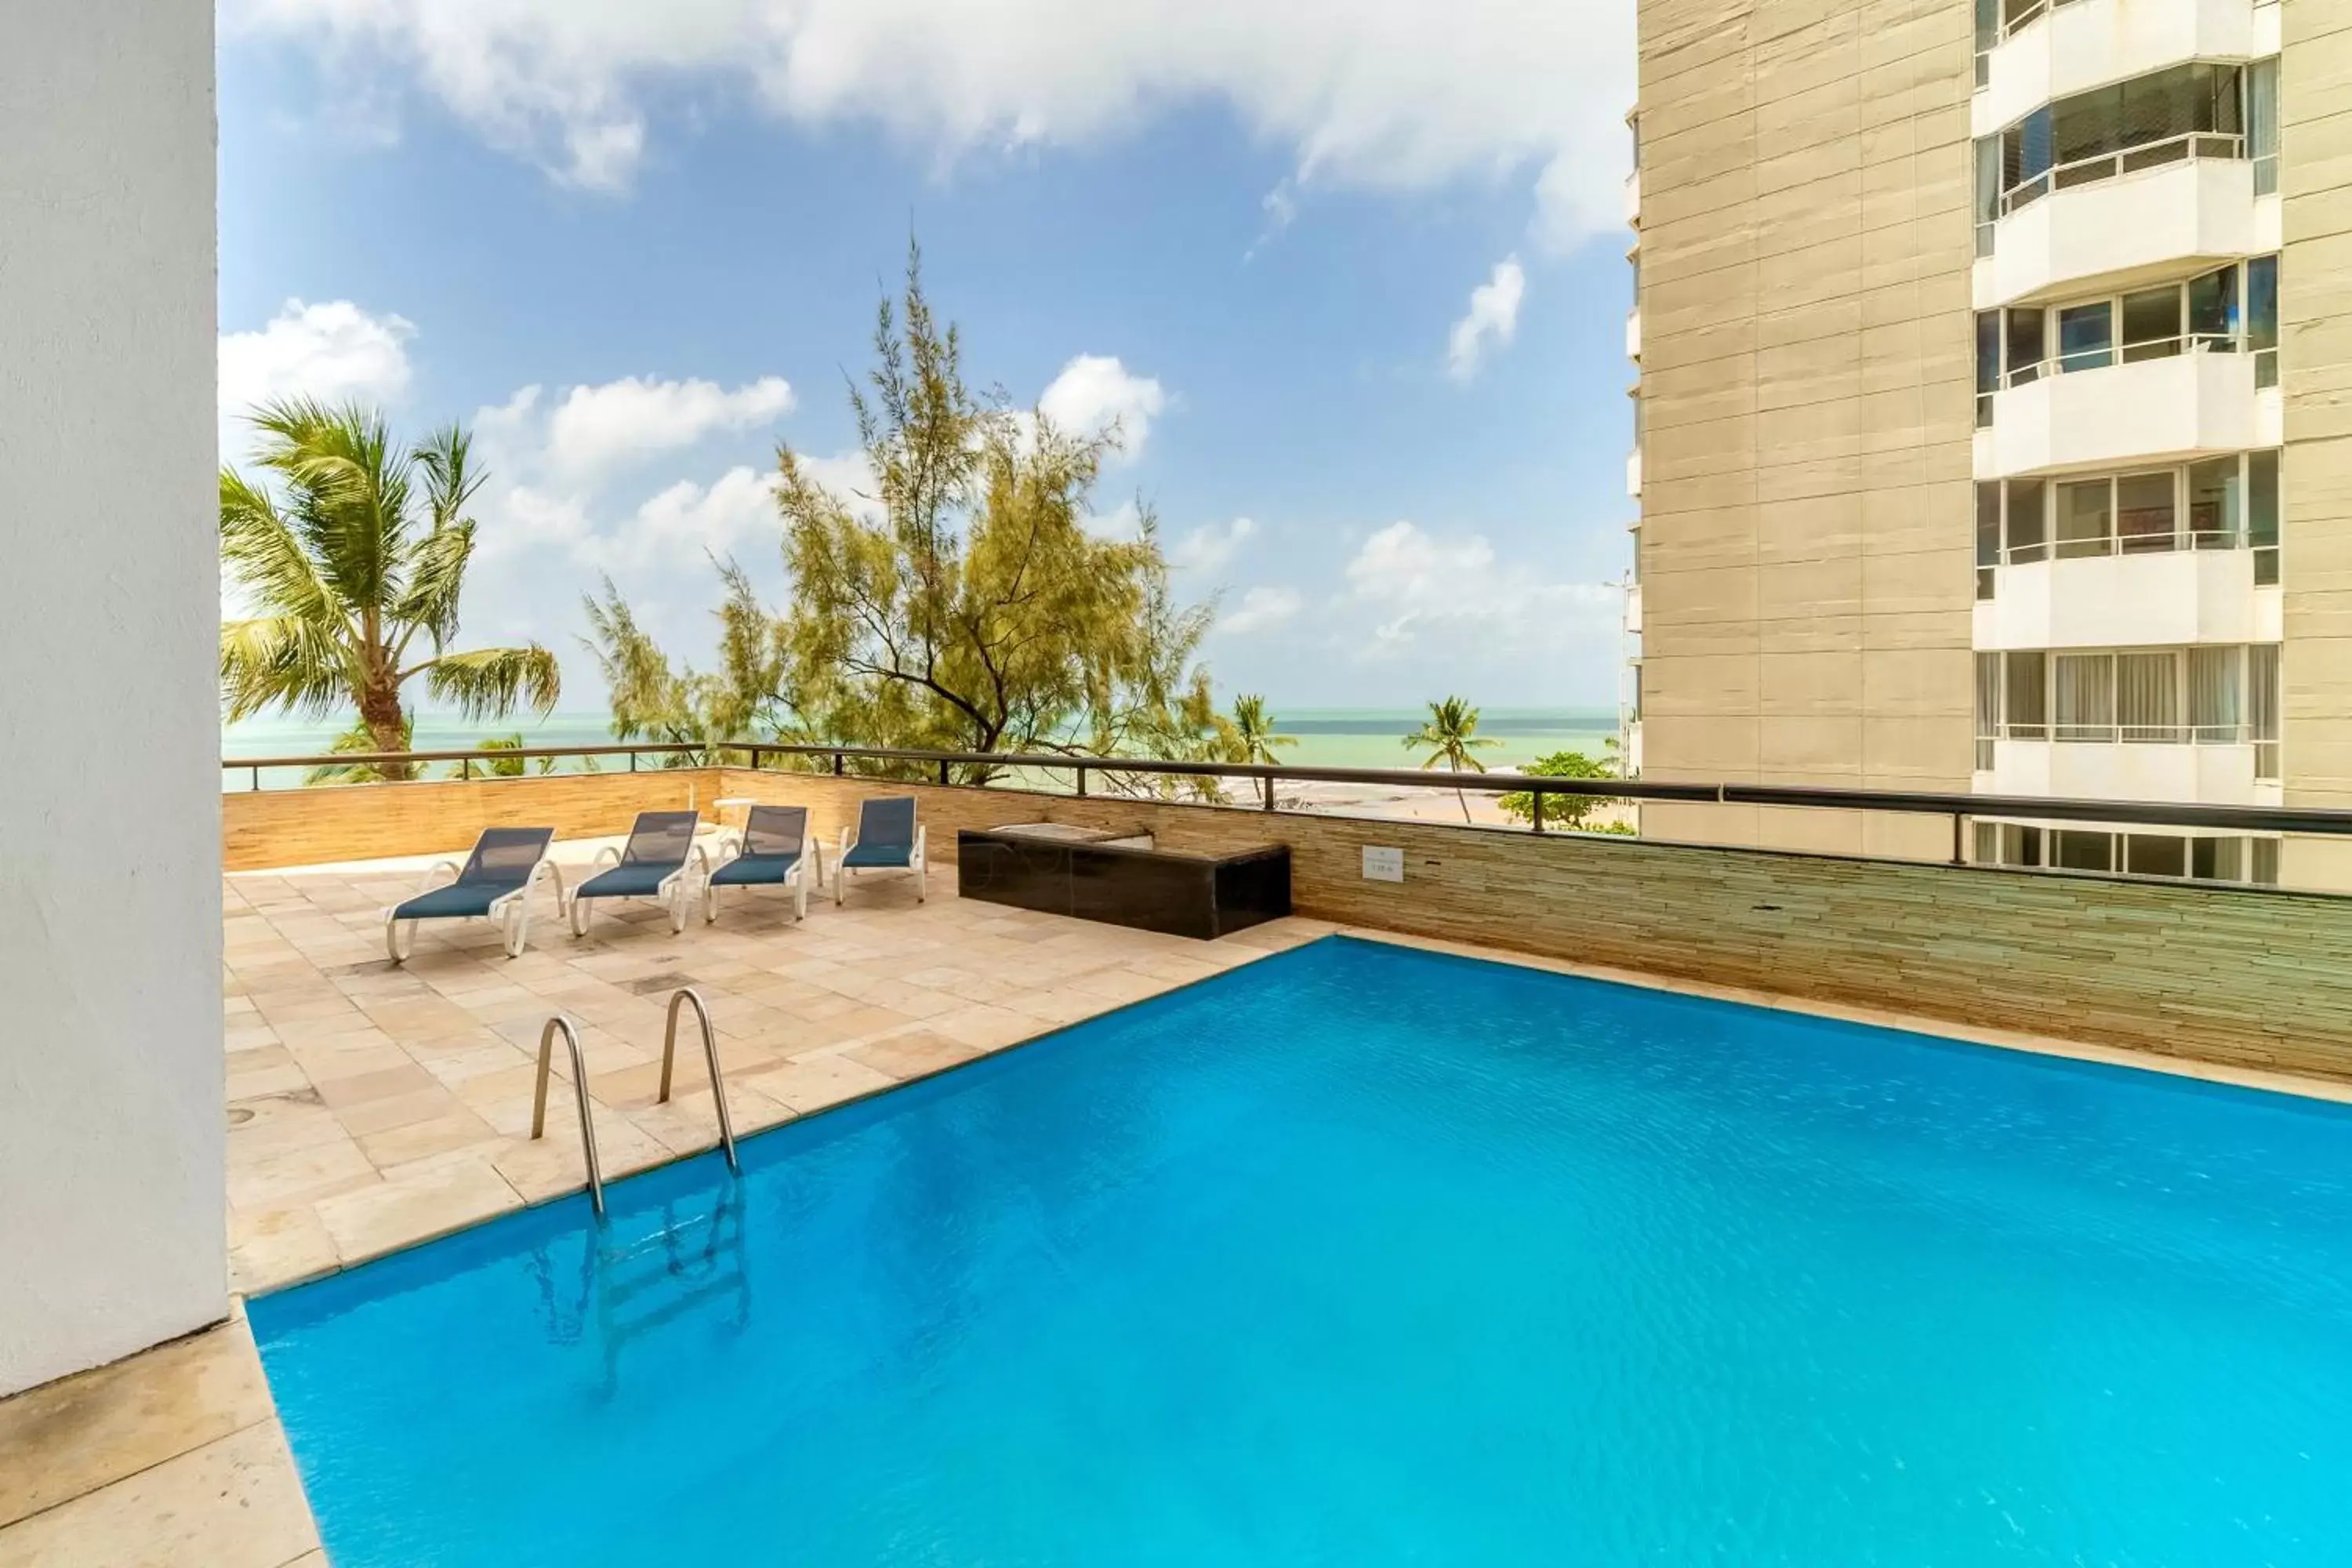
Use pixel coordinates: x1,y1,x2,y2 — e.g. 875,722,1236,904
1404,695,1501,823
220,399,560,782
1229,694,1298,767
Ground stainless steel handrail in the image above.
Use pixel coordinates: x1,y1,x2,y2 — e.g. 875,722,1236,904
659,988,739,1174
532,1014,606,1218
1999,332,2239,390
1999,130,2245,216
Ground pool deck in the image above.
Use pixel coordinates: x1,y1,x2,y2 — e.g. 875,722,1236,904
8,839,2350,1565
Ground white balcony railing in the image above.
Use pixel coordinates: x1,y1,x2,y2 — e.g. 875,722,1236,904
1980,735,2276,804
1624,307,1641,361
1978,0,2265,136
1974,155,2262,310
1973,547,2281,651
1977,342,2266,478
1624,582,1643,635
1625,448,1642,498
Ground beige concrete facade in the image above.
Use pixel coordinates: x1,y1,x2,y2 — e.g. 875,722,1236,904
1632,0,1980,860
2281,1,2352,886
1633,0,2349,887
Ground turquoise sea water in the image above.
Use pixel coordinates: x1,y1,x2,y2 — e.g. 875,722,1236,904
220,707,1620,789
252,937,2352,1565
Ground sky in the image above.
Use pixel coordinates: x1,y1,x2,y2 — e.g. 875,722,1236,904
216,0,1639,714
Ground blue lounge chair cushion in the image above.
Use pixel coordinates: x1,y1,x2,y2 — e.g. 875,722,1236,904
392,884,509,921
840,841,915,869
709,851,802,888
575,863,677,900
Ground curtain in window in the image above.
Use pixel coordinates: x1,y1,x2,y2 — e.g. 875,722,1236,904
2188,647,2241,741
2118,652,2179,742
2248,57,2278,193
2186,457,2238,548
2249,643,2281,780
2055,653,2114,740
2187,263,2238,344
2005,650,2049,736
1975,653,2000,766
1974,136,2000,255
2249,449,2281,583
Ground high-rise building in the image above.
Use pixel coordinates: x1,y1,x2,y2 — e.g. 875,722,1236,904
1625,0,2350,888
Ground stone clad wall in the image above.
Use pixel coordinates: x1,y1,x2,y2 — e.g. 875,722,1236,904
227,768,2352,1079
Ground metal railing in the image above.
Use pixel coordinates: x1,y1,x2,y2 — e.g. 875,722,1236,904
1992,722,2255,746
2003,527,2244,563
532,1015,605,1218
659,988,738,1174
221,738,2352,866
2000,130,2245,216
1999,331,2238,390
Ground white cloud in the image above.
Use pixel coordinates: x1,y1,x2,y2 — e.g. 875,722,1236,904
1341,519,1613,655
218,298,416,461
545,374,793,485
1446,256,1526,383
223,1,1635,250
1038,355,1167,460
1171,516,1256,575
1221,585,1302,635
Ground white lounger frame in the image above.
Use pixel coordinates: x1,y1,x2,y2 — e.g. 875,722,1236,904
703,832,823,924
833,822,927,906
568,841,709,937
383,853,564,965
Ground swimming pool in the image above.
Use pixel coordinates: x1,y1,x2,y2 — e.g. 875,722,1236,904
251,935,2352,1564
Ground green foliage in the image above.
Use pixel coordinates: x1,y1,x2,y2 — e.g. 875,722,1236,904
1229,695,1298,767
477,734,563,777
1497,750,1626,830
220,399,559,782
1403,695,1501,823
587,243,1225,789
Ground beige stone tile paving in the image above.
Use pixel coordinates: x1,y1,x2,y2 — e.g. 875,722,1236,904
2,835,1332,1565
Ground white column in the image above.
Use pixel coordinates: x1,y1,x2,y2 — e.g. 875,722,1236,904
0,1,223,1395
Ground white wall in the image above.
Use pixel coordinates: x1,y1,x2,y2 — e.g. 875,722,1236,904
0,2,223,1395
1978,0,2257,137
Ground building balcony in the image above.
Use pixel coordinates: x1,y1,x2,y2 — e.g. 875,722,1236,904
1624,169,1640,229
1624,719,1642,776
1977,735,2278,805
1625,307,1641,361
1976,344,2275,479
1626,447,1642,498
1975,546,2280,650
1976,0,2274,139
1624,581,1643,635
1974,156,2273,310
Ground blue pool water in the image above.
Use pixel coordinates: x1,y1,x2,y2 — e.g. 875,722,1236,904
252,937,2352,1565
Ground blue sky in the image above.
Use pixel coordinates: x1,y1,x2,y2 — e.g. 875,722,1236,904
217,2,1638,712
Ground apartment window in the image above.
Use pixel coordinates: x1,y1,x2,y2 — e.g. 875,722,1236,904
2253,838,2281,885
2056,302,2111,372
2005,307,2046,386
2250,643,2280,779
2191,837,2245,881
2249,448,2281,584
1975,311,2001,426
2117,472,2177,552
2187,646,2241,742
2187,262,2238,346
1975,652,2001,768
2004,651,2048,739
2055,477,2111,558
2005,477,2047,562
1975,485,2002,600
1974,0,1994,86
2055,652,2112,742
1974,136,1999,256
2186,457,2240,549
2121,286,2182,362
2117,652,2178,742
2249,254,2279,388
2053,829,2114,872
2002,264,2249,386
2126,834,2188,879
1999,63,2246,214
2249,56,2279,196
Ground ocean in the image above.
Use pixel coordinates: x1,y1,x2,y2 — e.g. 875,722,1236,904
220,707,1622,791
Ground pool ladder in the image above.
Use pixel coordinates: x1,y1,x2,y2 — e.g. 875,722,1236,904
529,987,742,1220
